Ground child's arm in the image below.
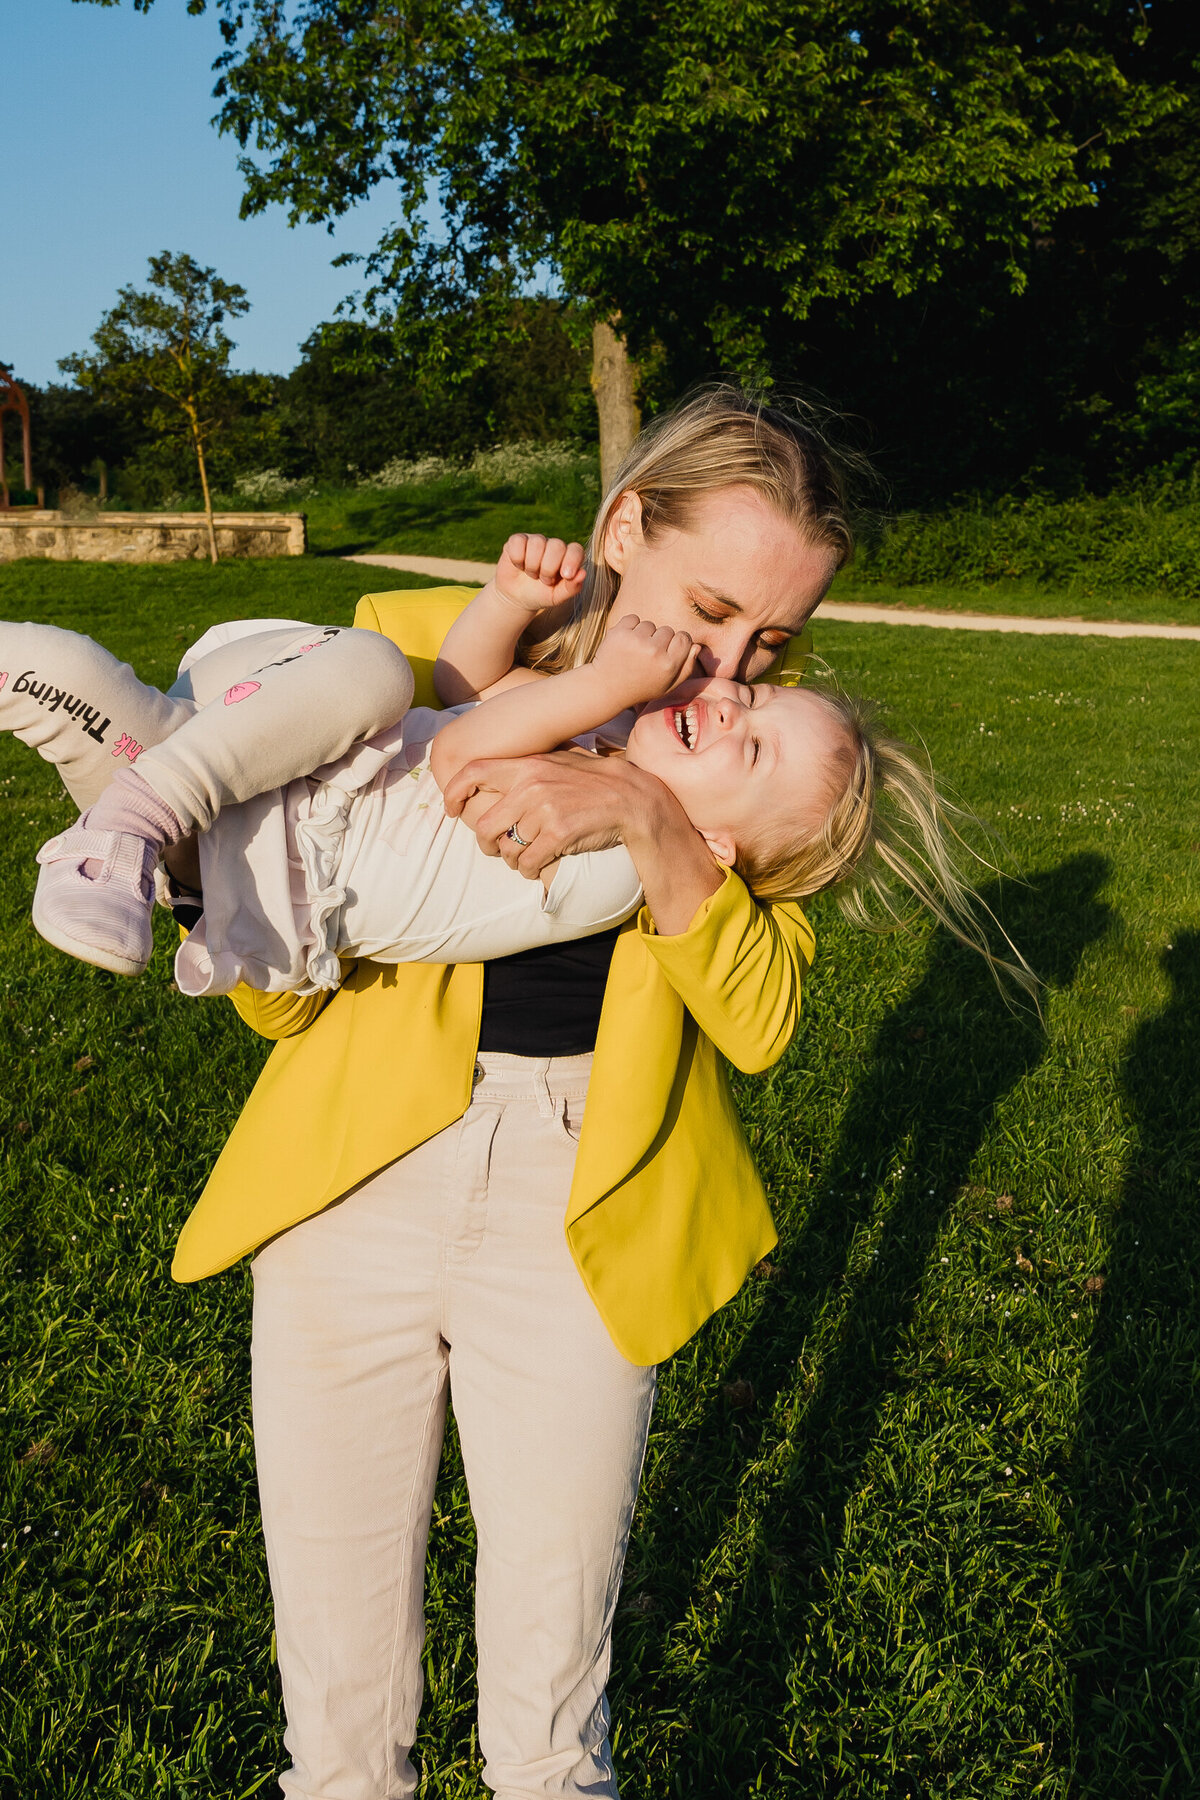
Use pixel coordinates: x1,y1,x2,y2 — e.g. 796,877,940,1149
434,533,587,706
428,615,702,791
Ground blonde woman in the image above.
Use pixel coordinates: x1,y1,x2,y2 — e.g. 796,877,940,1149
39,391,858,1799
195,393,848,1800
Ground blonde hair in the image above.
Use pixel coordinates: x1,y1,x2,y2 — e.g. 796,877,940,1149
521,385,859,675
741,689,1039,1001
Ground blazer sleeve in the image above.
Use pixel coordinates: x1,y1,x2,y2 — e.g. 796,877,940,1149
636,868,815,1074
225,983,334,1041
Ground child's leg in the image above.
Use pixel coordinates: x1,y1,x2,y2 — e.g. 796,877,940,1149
32,624,414,977
0,621,195,809
109,623,414,833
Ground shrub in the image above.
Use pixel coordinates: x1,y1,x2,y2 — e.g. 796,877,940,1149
232,469,316,504
853,489,1200,599
361,440,597,494
361,454,461,489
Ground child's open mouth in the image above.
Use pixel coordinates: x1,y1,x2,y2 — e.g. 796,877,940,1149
671,702,700,750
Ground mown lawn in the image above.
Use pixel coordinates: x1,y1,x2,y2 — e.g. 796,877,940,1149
302,473,597,565
828,574,1200,629
295,477,1200,627
1,561,1198,1798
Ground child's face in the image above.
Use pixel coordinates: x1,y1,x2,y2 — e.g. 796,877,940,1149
625,678,846,869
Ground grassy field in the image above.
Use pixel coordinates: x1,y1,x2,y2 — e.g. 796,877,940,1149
827,575,1200,629
1,560,1199,1797
286,472,1200,627
0,556,447,651
302,475,596,566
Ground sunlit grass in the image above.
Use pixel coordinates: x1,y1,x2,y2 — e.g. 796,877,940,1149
829,572,1200,627
1,563,1198,1796
301,466,598,563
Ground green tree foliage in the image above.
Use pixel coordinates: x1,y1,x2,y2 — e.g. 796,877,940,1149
20,373,277,512
786,6,1200,503
60,251,268,561
23,381,139,502
25,298,589,499
79,2,1175,454
276,300,593,483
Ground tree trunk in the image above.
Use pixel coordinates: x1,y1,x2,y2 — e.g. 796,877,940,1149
193,424,219,565
590,320,640,493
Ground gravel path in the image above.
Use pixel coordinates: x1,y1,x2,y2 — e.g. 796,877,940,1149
343,553,1200,642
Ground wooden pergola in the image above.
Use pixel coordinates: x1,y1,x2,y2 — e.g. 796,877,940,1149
0,367,34,507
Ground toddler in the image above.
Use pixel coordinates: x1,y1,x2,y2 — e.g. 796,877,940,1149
3,536,1030,997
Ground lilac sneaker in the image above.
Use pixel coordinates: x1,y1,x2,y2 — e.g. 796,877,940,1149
33,824,157,976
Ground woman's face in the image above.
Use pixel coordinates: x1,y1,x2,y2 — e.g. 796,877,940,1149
602,484,838,681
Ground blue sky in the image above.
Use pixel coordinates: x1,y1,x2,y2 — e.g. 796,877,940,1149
4,0,409,386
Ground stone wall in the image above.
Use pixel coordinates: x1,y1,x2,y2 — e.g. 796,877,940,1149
0,510,306,562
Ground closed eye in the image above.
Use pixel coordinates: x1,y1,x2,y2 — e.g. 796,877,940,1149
751,737,761,766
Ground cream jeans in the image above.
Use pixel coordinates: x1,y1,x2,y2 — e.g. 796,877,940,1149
250,1052,657,1800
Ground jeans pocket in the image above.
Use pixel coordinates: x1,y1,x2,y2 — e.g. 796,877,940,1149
556,1094,585,1146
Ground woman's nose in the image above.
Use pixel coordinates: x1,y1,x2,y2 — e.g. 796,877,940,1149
696,638,747,680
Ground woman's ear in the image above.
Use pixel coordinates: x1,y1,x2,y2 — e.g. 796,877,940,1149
698,826,738,869
602,491,644,573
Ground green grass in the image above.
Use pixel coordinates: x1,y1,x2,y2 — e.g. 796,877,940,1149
293,472,1200,627
0,557,448,656
830,573,1200,628
2,561,1199,1796
850,491,1200,620
300,470,598,563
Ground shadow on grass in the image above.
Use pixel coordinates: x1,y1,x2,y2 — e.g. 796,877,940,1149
323,490,498,558
1068,930,1200,1797
617,853,1113,1794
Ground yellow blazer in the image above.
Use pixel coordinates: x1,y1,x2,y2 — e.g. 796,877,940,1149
171,589,817,1365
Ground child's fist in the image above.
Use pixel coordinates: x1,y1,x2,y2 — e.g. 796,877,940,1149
594,614,703,702
495,534,586,613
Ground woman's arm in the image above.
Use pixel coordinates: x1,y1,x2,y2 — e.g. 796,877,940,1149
226,983,333,1041
441,753,814,1070
637,871,813,1072
441,751,724,935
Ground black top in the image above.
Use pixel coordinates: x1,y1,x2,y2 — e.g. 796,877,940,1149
477,928,621,1056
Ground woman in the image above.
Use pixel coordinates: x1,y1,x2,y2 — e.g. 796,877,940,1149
173,389,851,1799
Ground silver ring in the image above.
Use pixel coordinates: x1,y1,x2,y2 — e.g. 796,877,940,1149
507,826,530,848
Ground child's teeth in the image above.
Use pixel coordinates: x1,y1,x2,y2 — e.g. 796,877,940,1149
672,703,699,749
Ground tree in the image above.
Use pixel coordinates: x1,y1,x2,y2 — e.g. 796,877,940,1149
79,0,1178,479
276,300,592,483
778,5,1200,504
61,251,255,561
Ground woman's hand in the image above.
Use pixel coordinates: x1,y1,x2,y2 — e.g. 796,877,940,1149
443,750,651,866
442,751,726,935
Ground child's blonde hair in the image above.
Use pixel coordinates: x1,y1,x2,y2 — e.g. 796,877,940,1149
741,688,1038,1001
522,385,858,675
